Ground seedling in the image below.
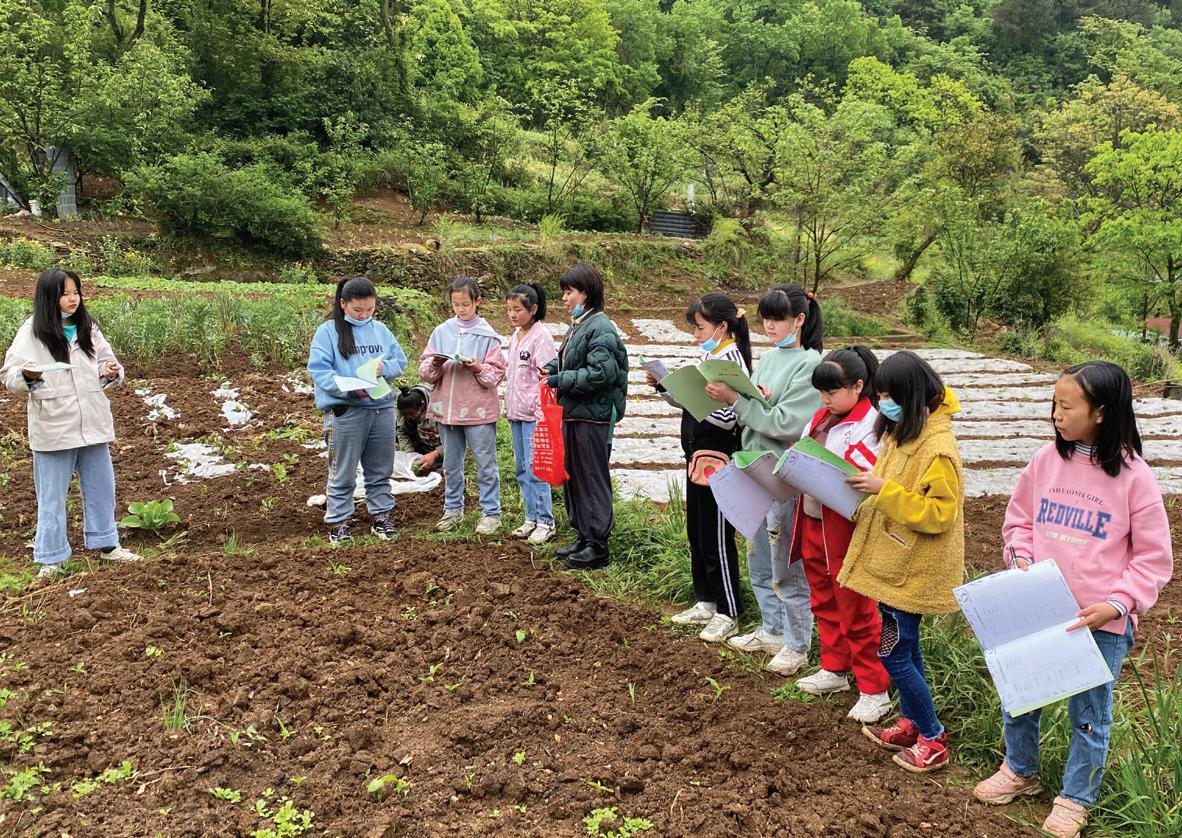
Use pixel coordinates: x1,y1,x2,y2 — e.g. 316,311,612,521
515,629,528,644
366,772,410,801
503,609,517,620
705,676,728,702
119,499,181,537
209,786,242,803
260,496,278,511
419,662,443,684
274,715,293,741
72,761,134,798
512,750,526,766
400,606,417,621
0,762,51,802
583,806,654,837
144,646,163,658
627,682,636,705
229,724,268,748
327,560,351,575
312,725,331,741
522,671,536,687
161,681,192,732
70,661,86,674
251,794,314,836
586,779,615,794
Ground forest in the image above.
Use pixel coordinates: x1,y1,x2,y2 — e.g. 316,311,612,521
2,0,1182,356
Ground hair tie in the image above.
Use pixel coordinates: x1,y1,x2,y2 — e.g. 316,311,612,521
805,291,815,301
736,308,746,319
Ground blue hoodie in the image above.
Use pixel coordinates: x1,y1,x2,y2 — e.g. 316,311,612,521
308,317,407,411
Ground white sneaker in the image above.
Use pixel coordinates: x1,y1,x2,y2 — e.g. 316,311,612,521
699,613,738,643
36,562,66,579
475,515,501,536
510,520,537,539
765,646,808,676
436,513,463,532
101,546,142,562
796,669,851,696
727,628,785,654
847,691,893,723
671,601,717,626
527,523,556,545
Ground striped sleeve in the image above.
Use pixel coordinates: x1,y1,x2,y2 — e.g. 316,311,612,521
705,345,749,430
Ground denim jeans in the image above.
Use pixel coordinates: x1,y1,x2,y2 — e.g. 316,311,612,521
442,422,500,517
878,605,943,739
509,420,553,525
747,498,812,650
1003,622,1133,808
32,443,120,564
323,405,395,524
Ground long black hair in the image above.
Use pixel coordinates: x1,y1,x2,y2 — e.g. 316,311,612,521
559,263,605,312
1055,361,1141,477
506,282,547,322
450,275,482,303
34,268,95,362
756,284,824,352
873,350,946,445
332,276,377,359
811,346,879,405
685,292,752,370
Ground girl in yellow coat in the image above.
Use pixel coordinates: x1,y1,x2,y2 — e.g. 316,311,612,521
838,351,965,774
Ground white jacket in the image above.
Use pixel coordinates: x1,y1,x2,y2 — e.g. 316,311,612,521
2,318,124,452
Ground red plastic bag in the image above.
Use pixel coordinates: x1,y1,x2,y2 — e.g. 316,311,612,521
532,382,568,486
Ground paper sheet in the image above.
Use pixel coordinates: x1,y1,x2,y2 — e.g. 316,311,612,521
774,440,865,520
639,356,670,382
657,359,767,422
954,560,1114,716
333,374,377,393
355,358,391,399
28,362,73,372
709,451,797,540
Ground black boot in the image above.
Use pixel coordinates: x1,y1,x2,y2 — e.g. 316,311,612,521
555,538,586,558
561,541,610,570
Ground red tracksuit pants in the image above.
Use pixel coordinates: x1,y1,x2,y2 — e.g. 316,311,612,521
799,514,890,694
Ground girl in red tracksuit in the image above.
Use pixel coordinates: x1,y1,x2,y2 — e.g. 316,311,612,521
787,346,891,723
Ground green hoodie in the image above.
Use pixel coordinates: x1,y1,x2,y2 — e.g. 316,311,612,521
732,347,822,455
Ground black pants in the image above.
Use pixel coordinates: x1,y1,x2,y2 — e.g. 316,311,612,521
562,420,613,545
686,477,743,617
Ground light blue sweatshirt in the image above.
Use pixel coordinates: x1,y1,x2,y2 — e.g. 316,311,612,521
308,317,407,411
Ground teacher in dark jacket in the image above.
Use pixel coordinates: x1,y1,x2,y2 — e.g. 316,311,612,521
541,263,628,569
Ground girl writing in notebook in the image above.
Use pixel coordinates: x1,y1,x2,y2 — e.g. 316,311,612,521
973,361,1172,838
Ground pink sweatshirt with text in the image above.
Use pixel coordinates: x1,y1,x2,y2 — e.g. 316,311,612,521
504,321,558,422
1002,443,1174,636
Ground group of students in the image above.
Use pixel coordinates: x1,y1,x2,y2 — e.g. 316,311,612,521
3,266,1174,838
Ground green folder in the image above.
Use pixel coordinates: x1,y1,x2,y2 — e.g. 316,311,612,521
659,359,767,421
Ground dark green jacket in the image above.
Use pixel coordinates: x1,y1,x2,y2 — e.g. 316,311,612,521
543,311,628,423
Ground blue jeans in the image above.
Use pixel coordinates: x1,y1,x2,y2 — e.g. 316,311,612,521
442,422,500,517
510,420,553,525
1002,623,1133,808
323,405,395,524
878,605,943,739
33,443,120,565
747,498,812,650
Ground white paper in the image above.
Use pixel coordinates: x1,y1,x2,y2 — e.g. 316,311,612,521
774,449,865,520
708,463,775,541
334,374,377,393
28,361,73,372
954,560,1114,715
640,357,670,382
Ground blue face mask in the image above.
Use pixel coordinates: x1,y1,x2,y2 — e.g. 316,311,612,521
774,331,797,348
700,324,723,353
571,303,585,319
343,314,371,327
878,398,903,422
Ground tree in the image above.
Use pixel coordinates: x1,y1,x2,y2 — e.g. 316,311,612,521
407,0,484,103
452,96,521,223
534,79,597,215
593,99,691,231
319,112,370,229
1084,129,1182,348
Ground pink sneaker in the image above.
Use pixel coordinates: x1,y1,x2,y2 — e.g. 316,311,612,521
1042,797,1087,838
973,762,1041,805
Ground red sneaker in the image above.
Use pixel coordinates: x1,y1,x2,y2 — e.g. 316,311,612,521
862,717,918,751
893,732,949,773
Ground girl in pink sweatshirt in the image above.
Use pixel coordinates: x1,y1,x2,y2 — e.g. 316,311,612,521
973,360,1173,838
504,283,558,545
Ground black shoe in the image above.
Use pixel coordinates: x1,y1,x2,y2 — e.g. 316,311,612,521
555,538,586,557
328,521,352,544
561,542,610,570
371,516,399,541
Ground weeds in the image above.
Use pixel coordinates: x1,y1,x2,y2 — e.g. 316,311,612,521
209,786,242,803
72,761,134,798
512,750,526,766
366,772,410,801
704,676,728,702
251,789,315,837
419,662,443,684
583,806,654,837
230,725,269,748
515,629,528,644
161,679,192,732
0,762,51,802
327,560,351,575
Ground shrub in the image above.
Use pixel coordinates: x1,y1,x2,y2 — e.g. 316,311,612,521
823,297,888,337
126,153,321,256
0,237,55,270
997,314,1176,381
0,298,32,347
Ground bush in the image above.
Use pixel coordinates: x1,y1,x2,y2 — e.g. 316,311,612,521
0,237,55,270
97,237,156,277
127,153,321,256
823,297,888,337
488,184,633,232
997,314,1176,381
0,297,32,348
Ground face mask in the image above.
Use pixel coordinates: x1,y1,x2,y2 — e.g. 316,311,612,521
878,398,903,422
343,314,371,327
571,303,585,318
60,309,75,319
774,331,797,348
700,324,723,353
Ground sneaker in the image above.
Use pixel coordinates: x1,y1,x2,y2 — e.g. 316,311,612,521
328,521,353,544
527,523,556,545
699,613,738,643
475,515,501,536
100,546,142,562
36,562,66,580
765,646,808,676
862,717,918,751
436,513,463,532
370,517,399,541
973,763,1042,805
727,628,784,654
1042,797,1087,838
796,669,851,696
847,692,893,723
671,601,717,626
510,520,537,539
893,731,949,773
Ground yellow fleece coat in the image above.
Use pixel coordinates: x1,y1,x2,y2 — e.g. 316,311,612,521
837,387,966,615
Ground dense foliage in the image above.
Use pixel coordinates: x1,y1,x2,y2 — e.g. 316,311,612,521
2,0,1182,346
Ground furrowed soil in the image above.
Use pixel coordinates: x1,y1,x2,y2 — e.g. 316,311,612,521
0,367,1177,837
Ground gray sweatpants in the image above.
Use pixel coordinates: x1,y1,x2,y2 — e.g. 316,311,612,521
323,405,395,524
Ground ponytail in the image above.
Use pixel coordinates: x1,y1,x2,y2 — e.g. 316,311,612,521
332,276,378,359
507,282,548,322
757,284,824,352
685,292,752,370
811,345,880,403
